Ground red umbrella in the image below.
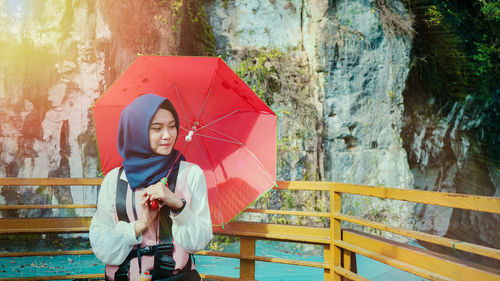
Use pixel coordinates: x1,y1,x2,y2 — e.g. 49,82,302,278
92,55,277,227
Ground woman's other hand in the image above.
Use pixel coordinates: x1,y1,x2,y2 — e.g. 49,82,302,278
134,192,160,237
145,181,183,210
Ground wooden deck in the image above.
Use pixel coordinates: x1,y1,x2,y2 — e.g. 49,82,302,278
0,179,499,280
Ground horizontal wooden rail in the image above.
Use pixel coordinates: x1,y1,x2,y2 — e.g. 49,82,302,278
196,250,328,268
0,178,102,186
213,221,330,245
199,274,254,281
245,208,330,217
334,239,454,281
340,229,500,281
276,181,331,191
334,213,500,260
0,217,91,234
333,266,369,281
0,204,97,210
333,183,500,214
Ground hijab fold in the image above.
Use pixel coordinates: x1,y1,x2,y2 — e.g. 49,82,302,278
117,94,185,189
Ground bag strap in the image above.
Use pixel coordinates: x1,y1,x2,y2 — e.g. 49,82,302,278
158,165,180,241
113,249,136,281
115,167,129,223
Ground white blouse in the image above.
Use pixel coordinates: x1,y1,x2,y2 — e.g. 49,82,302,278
89,161,213,265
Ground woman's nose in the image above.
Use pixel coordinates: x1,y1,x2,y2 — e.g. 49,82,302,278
161,129,170,139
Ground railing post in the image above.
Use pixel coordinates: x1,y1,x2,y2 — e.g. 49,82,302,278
240,237,256,280
329,183,342,281
324,244,332,280
343,249,352,279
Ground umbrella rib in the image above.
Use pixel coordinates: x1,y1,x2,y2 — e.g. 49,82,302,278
195,59,220,123
196,110,276,132
174,84,191,128
179,123,191,132
195,109,240,132
193,132,225,227
195,133,240,145
202,126,275,183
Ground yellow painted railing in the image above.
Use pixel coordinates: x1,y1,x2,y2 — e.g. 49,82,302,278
0,178,499,280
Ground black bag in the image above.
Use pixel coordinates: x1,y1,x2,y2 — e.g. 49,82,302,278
153,270,201,281
106,270,200,281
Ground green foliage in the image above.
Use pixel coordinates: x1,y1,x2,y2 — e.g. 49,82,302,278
208,235,239,251
277,137,300,169
473,38,497,76
408,0,499,102
424,5,443,25
170,0,184,33
284,191,294,209
272,217,290,224
235,48,284,104
387,91,395,101
479,0,500,22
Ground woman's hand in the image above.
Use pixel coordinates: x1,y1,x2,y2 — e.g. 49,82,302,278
134,192,160,237
145,181,183,210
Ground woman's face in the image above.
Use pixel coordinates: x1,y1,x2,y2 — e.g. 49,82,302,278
149,108,178,155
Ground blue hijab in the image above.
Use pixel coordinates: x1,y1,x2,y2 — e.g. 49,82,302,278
117,94,185,189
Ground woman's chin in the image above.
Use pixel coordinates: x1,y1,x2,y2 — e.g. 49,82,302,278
154,147,173,156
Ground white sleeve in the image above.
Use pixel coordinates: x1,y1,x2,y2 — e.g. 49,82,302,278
89,168,142,265
171,165,213,253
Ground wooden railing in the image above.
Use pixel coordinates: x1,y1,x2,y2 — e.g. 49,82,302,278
0,179,499,280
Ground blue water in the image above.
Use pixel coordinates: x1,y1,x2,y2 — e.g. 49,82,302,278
196,240,325,280
0,239,427,280
196,240,427,281
0,254,103,277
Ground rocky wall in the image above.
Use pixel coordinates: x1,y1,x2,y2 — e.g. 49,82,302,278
0,0,178,217
208,0,415,235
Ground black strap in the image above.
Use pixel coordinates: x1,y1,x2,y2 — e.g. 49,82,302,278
132,189,138,221
113,249,136,281
116,167,129,223
159,167,179,241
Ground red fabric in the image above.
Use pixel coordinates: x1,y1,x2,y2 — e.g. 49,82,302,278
93,55,277,227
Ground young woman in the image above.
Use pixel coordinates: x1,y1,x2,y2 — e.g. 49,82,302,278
89,94,213,280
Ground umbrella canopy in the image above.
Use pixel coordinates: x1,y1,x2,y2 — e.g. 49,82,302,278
92,55,277,227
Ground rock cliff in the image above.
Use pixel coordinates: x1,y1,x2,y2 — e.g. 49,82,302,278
208,0,416,236
0,0,498,254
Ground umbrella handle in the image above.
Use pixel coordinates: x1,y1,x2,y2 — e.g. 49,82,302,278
150,200,159,210
185,130,195,142
149,177,168,210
